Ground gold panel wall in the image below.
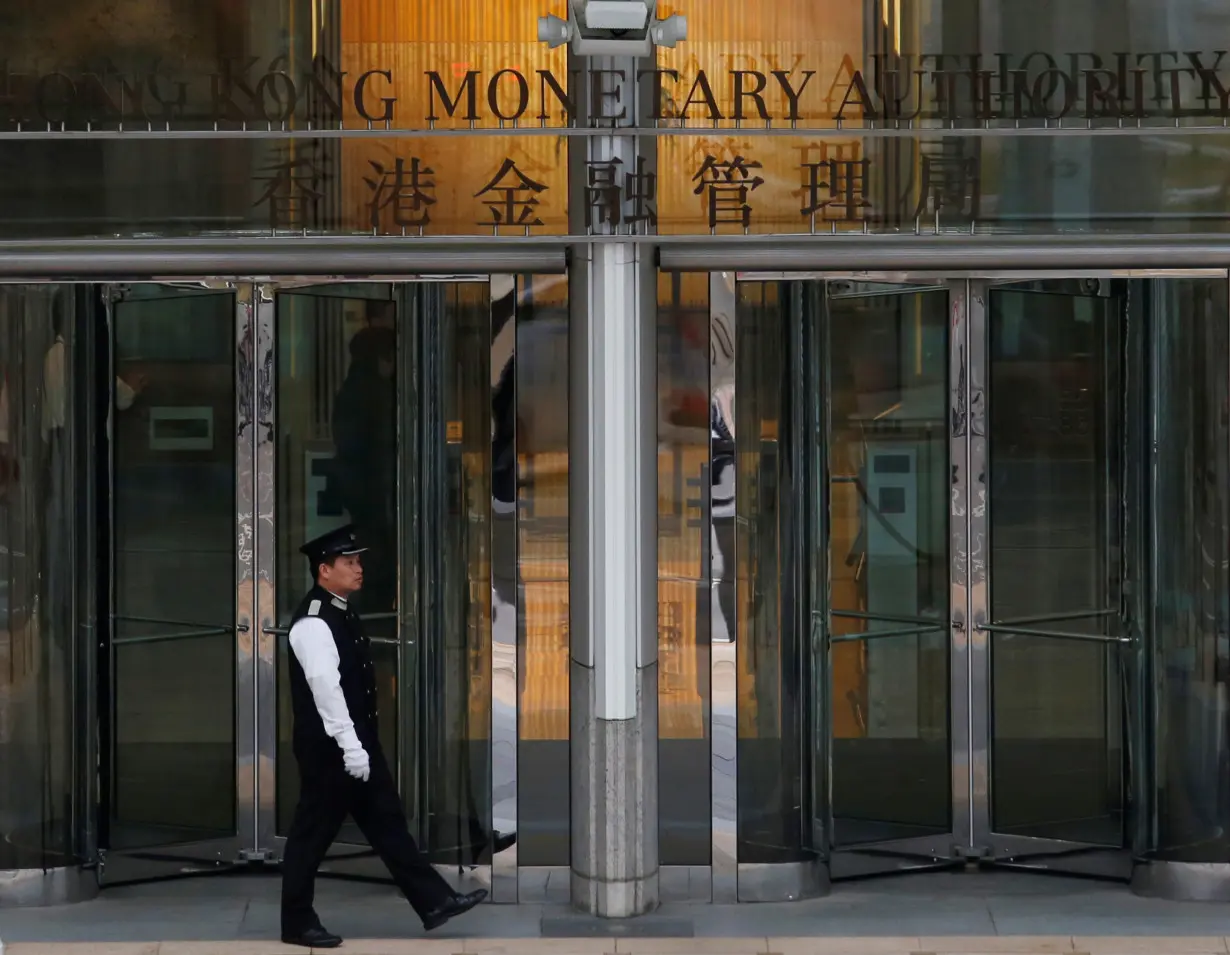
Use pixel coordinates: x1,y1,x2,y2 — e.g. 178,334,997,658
339,0,569,235
657,0,868,234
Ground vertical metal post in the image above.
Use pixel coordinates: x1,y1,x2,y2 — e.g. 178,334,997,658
947,279,974,851
253,284,278,856
491,274,518,902
235,283,259,856
964,279,990,848
710,272,737,903
569,55,659,917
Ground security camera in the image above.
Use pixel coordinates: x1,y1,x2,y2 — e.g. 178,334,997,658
538,0,687,55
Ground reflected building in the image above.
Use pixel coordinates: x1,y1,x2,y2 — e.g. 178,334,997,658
3,0,1230,916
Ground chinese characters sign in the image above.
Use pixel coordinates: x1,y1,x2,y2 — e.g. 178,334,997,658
657,136,984,236
251,135,981,235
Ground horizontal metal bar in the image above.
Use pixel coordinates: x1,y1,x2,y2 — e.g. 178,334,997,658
0,238,567,277
978,624,1131,644
113,627,232,646
263,627,290,636
829,624,947,643
4,235,1225,279
990,609,1117,627
2,237,1230,280
826,284,949,299
742,269,1228,281
368,636,402,646
7,121,1230,140
358,612,399,622
113,614,235,630
662,235,1230,271
830,609,948,627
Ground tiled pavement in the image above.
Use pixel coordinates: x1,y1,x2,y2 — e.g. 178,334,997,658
7,872,1230,953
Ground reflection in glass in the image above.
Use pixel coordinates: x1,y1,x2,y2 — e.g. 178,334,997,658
0,286,90,870
421,282,494,865
110,285,237,849
1146,279,1230,861
987,284,1124,845
512,274,571,866
825,284,951,847
733,282,810,865
657,271,712,865
275,288,401,839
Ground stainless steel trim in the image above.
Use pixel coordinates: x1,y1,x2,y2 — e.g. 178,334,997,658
491,273,517,903
0,867,99,908
254,283,278,857
965,279,990,850
112,614,236,628
828,625,947,643
949,279,975,850
235,283,259,857
740,270,1230,282
112,627,234,645
0,240,568,277
735,860,829,902
275,276,490,289
711,270,737,904
1133,862,1230,902
977,625,1131,644
660,865,714,904
993,832,1124,856
13,121,1230,140
661,238,1230,272
831,610,947,626
988,609,1116,626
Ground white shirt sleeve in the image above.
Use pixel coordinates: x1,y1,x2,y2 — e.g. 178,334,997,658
115,376,136,411
288,616,364,755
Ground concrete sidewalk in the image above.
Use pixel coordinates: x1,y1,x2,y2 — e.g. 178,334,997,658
6,872,1230,952
10,941,1230,955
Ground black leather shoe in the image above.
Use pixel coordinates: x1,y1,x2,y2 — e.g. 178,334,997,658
491,830,516,854
281,926,343,948
422,888,488,931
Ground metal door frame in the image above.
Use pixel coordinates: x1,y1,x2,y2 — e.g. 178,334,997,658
250,277,497,897
9,273,511,894
731,268,1228,884
96,280,249,885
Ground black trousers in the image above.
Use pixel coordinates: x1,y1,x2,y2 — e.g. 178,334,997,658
281,745,454,933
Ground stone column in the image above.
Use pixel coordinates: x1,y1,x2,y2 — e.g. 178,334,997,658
568,54,659,918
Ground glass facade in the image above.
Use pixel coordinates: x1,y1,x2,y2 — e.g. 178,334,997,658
0,287,94,876
4,0,1230,913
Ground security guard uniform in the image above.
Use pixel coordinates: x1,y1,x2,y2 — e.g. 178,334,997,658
280,524,486,949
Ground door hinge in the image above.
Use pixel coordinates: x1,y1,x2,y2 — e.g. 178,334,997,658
952,844,992,861
238,848,276,864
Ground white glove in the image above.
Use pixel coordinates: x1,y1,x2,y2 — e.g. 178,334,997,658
343,747,370,782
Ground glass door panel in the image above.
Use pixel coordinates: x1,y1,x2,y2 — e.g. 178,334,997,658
270,280,496,879
104,283,239,879
419,281,495,866
272,284,403,872
823,281,953,860
983,281,1130,866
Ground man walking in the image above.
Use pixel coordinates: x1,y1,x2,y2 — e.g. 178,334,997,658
281,524,486,948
